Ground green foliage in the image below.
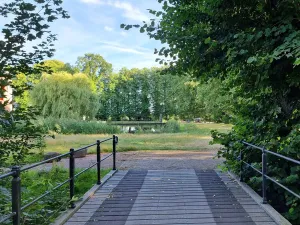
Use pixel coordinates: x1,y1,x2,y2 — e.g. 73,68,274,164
40,117,120,134
75,53,113,83
98,67,208,121
196,79,233,123
163,120,180,133
125,0,300,223
0,0,69,165
31,72,98,120
36,60,66,73
0,108,45,166
0,167,110,224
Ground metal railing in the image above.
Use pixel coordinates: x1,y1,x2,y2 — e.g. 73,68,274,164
239,141,300,204
0,134,119,225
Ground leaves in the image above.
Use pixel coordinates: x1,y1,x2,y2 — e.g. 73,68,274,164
31,72,98,119
122,0,300,223
0,0,69,166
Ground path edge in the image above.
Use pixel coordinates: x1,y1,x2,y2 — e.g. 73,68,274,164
52,169,118,225
226,171,292,225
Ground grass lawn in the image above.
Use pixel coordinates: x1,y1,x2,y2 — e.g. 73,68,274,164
43,122,232,154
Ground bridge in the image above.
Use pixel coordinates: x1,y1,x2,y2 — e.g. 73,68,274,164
1,136,299,225
64,169,277,225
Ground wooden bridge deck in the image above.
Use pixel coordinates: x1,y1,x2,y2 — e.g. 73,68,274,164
65,170,277,225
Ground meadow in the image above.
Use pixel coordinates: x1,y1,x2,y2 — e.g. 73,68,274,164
43,122,232,154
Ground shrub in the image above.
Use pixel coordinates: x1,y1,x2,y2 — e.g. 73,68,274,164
163,120,180,133
121,115,130,121
39,118,120,134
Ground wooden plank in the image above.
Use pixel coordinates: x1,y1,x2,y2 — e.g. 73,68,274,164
65,170,277,225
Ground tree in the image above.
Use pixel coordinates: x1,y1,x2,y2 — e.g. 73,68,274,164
123,0,300,223
75,53,113,84
0,0,69,165
31,72,98,119
38,59,65,73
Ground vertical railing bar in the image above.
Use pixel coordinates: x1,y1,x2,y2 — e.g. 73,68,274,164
262,147,267,204
113,135,116,170
11,166,21,225
240,150,244,182
97,140,101,185
69,148,76,208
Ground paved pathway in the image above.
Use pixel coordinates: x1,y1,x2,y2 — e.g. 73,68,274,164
65,170,277,225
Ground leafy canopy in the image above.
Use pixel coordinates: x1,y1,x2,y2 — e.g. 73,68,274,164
31,72,98,120
75,53,113,83
0,0,69,166
122,0,300,223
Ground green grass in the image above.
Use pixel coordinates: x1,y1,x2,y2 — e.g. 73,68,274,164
41,122,232,154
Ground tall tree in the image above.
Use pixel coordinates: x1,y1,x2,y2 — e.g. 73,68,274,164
0,0,69,165
122,0,300,223
75,53,113,84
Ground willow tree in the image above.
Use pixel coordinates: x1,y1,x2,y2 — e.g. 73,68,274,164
31,72,98,119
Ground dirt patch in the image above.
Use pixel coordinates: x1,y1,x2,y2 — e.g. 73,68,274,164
33,150,223,171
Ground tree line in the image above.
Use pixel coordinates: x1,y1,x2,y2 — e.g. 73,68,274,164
17,55,233,122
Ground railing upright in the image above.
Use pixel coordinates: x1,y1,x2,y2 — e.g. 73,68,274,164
0,135,117,223
113,135,117,170
262,148,267,204
97,140,101,185
69,148,76,208
11,166,21,225
240,150,244,182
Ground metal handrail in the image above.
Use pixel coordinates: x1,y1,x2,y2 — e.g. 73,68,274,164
0,135,119,225
239,141,300,204
242,141,300,165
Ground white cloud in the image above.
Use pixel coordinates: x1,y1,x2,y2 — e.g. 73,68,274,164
103,45,145,55
104,26,113,32
79,0,149,22
80,0,102,4
108,1,149,22
96,40,147,55
120,31,127,36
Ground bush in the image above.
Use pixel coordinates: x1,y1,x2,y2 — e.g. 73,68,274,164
163,120,181,133
121,115,130,121
39,118,120,134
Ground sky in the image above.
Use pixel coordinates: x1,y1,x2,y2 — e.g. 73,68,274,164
0,0,164,71
50,0,164,71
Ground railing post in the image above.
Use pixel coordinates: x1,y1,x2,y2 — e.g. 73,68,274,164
113,135,117,170
69,148,76,208
97,140,101,185
11,166,21,225
262,148,267,204
240,150,244,182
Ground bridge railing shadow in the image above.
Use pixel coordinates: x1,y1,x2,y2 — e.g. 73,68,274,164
239,141,300,204
0,135,119,225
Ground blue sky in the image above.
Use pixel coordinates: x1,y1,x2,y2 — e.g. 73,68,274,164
49,0,164,71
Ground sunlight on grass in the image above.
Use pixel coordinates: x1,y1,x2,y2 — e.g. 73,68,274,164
43,122,231,154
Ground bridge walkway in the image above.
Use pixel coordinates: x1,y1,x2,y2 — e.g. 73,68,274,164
65,170,277,225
